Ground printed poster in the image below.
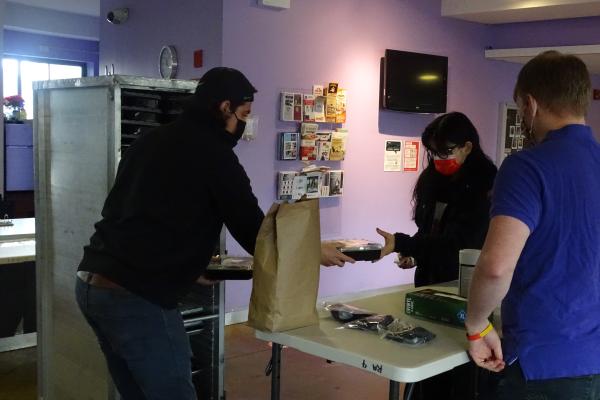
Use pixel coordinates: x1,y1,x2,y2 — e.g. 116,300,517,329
403,140,420,172
384,140,403,172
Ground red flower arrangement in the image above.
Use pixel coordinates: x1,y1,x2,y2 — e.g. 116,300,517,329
3,95,25,109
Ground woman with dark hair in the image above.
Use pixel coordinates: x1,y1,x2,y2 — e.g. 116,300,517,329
378,111,497,286
377,112,497,400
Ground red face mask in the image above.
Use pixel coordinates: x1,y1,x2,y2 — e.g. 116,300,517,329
433,156,461,176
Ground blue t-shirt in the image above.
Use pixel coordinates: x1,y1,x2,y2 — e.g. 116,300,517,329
491,124,600,381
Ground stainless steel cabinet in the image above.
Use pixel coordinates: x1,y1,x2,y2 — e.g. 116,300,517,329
34,76,225,400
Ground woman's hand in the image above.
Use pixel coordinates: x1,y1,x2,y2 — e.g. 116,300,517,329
395,256,416,269
376,228,395,258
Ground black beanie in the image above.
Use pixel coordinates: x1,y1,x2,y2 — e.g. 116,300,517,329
194,67,257,104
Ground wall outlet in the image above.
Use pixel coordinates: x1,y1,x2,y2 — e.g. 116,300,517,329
260,0,290,9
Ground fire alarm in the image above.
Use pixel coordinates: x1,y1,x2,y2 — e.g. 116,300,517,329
260,0,290,9
594,89,600,100
193,50,203,68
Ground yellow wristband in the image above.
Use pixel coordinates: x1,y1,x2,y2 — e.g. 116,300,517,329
466,322,493,341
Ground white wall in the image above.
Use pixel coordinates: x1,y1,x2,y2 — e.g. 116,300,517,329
589,75,600,140
442,0,600,23
4,1,99,40
443,0,600,14
9,0,99,17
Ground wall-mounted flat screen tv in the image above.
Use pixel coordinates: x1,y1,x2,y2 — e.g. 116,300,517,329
381,49,448,113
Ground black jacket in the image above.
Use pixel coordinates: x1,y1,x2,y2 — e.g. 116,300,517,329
394,155,497,286
79,113,264,308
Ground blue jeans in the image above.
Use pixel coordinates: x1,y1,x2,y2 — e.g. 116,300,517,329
496,361,600,400
75,277,197,400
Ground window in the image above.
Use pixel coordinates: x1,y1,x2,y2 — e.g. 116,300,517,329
2,57,85,119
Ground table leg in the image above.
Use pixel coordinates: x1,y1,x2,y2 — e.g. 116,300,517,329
403,382,415,400
270,343,282,400
389,380,400,400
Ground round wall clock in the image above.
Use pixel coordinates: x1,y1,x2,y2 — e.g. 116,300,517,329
159,45,178,79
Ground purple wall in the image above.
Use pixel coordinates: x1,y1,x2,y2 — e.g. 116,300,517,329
590,76,600,139
3,30,99,75
221,0,521,311
488,16,600,137
4,2,99,41
97,0,600,312
490,16,600,49
99,0,223,78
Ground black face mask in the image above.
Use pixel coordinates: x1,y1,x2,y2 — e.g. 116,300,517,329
232,111,246,141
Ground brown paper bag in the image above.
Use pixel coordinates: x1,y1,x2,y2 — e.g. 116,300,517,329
248,199,321,332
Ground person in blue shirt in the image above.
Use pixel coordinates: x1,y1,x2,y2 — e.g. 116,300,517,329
466,50,600,399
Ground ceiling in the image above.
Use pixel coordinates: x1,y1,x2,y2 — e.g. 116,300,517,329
442,0,600,24
8,0,100,16
444,1,600,75
6,0,600,75
485,45,600,74
7,0,600,22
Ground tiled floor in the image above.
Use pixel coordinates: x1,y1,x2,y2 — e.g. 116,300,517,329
0,346,36,400
0,324,399,400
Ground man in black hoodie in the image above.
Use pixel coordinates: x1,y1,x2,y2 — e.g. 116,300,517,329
75,67,354,399
75,67,266,399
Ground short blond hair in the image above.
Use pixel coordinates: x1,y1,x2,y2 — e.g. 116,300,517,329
514,51,591,117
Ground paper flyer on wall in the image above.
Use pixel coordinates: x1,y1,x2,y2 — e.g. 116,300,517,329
314,96,326,122
300,123,319,161
278,132,299,160
384,140,403,172
317,141,331,161
327,82,339,95
325,95,337,123
328,170,343,196
300,139,317,161
303,94,316,122
280,92,295,121
329,129,348,161
403,140,420,172
320,171,330,197
312,85,324,97
305,172,321,199
291,175,308,200
293,93,303,121
277,171,297,200
336,88,347,124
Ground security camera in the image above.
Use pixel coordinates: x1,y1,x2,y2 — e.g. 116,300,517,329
106,8,129,24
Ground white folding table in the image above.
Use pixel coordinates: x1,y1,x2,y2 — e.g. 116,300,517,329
255,285,471,400
0,239,36,265
0,217,36,241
